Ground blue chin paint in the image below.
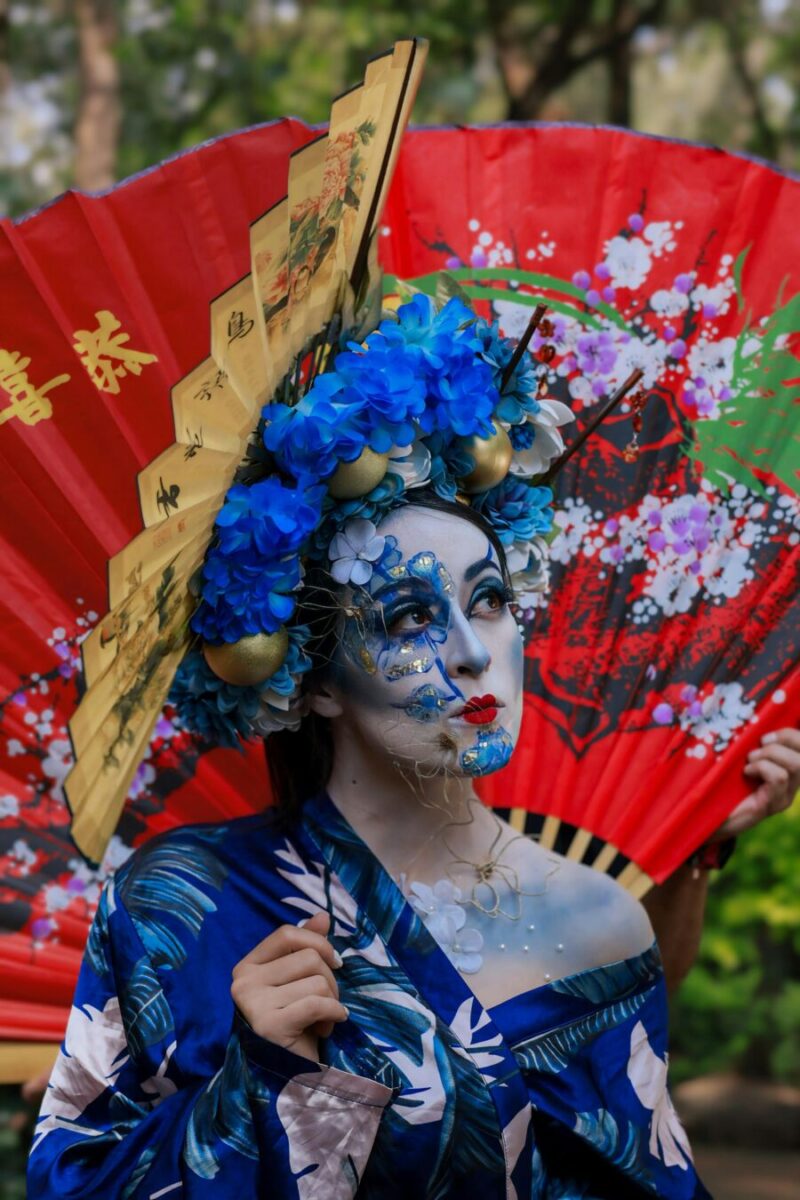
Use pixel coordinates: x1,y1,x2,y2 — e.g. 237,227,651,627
459,727,514,776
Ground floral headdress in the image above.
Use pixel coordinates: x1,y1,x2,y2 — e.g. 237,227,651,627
61,41,646,865
169,288,574,745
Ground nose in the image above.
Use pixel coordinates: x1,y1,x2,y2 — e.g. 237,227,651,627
444,607,491,678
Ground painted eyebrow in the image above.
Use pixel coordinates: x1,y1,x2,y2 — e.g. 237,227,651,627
369,578,436,603
464,553,501,582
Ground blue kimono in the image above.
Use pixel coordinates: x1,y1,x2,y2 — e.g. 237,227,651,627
28,793,711,1199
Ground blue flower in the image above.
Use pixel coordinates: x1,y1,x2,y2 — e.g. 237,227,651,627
311,472,406,556
425,432,474,501
214,477,324,557
191,477,324,643
474,477,554,546
474,318,540,425
169,650,260,747
259,625,313,698
417,340,497,438
509,422,537,450
193,556,300,641
262,396,365,481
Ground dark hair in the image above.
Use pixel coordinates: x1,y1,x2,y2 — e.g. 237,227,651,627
265,490,511,825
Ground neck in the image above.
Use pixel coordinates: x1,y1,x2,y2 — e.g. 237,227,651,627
324,722,496,880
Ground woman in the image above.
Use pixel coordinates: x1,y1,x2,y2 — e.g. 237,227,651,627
26,290,798,1200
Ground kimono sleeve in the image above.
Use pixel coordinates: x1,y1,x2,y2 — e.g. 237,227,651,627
27,878,392,1199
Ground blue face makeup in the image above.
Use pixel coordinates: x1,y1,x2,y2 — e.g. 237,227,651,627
340,537,513,734
400,683,456,722
459,728,515,776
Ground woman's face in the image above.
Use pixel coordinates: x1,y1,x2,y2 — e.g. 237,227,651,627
322,506,524,781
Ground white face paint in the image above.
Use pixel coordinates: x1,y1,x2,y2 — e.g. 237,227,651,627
326,506,524,781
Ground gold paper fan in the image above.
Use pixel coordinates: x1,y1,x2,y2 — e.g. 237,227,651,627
64,39,429,864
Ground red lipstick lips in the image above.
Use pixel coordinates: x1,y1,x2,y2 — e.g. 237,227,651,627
458,694,500,725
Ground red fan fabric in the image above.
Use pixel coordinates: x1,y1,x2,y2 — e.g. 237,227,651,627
1,121,799,1050
380,125,800,881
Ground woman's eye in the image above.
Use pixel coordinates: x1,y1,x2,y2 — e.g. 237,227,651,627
388,606,431,634
470,587,510,617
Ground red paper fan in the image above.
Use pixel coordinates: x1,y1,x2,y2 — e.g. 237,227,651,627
1,119,799,1077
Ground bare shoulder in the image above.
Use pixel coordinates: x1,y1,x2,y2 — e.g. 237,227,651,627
544,851,655,967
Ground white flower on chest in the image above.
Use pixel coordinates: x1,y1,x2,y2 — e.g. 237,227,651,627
405,877,484,975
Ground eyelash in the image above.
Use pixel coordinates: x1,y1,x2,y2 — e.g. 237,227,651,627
470,582,514,616
384,583,512,634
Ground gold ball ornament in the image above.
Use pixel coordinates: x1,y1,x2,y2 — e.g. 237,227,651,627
327,446,390,500
458,423,514,494
202,627,289,688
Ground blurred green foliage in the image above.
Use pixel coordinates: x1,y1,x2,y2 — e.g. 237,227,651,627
0,1086,30,1200
671,801,800,1085
5,0,800,217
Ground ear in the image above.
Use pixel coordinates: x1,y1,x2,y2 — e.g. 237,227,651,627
308,680,344,719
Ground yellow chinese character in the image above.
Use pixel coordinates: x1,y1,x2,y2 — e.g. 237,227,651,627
73,310,157,395
0,348,69,427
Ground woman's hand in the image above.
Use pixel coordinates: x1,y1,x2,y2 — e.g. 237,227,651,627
230,911,348,1063
711,726,800,840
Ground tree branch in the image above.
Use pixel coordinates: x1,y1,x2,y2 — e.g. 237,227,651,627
724,10,780,160
495,0,667,121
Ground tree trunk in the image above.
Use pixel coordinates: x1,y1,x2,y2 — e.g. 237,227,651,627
73,0,119,191
0,0,9,102
608,0,633,125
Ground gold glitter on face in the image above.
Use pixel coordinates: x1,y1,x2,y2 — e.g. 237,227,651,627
358,647,377,674
385,655,432,680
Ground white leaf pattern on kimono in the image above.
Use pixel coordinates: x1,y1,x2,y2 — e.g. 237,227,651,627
141,1039,179,1105
33,996,129,1149
275,841,390,964
626,1020,692,1170
449,996,506,1084
361,986,446,1126
275,1070,388,1198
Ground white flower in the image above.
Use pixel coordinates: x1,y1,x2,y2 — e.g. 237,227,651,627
643,220,676,256
650,288,689,318
603,235,653,290
506,537,550,594
407,879,484,974
328,518,386,586
691,279,735,314
567,374,596,407
679,682,755,751
447,925,484,974
100,835,134,874
408,879,463,926
41,736,73,803
627,1020,692,1171
686,336,736,393
9,838,36,873
251,692,309,736
507,398,574,477
0,794,19,819
388,441,431,488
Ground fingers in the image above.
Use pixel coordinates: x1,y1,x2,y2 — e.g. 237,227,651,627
235,915,341,973
759,727,800,752
282,995,349,1032
268,973,339,1009
746,742,800,776
259,995,349,1057
743,756,790,789
255,946,339,996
